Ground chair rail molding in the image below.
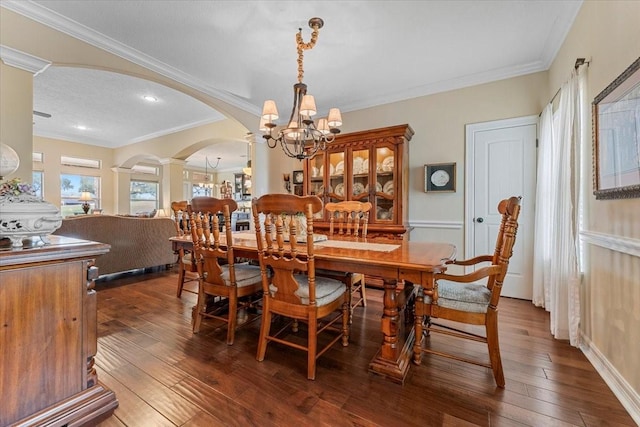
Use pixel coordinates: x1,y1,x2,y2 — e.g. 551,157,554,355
408,220,463,230
580,231,640,258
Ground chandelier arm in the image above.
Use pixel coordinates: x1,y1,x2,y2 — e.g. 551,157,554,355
288,83,306,127
264,135,278,149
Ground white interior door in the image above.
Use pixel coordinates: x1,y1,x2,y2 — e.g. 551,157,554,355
465,116,537,300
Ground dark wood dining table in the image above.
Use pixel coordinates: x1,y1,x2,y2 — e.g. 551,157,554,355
171,232,456,383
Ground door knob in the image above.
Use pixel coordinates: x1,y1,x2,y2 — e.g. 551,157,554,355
476,217,484,223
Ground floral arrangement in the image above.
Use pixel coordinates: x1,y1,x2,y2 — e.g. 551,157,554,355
0,178,36,198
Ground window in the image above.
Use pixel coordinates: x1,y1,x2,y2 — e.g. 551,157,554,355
32,171,43,199
61,155,101,169
60,174,100,217
192,184,212,197
131,164,158,175
130,180,159,214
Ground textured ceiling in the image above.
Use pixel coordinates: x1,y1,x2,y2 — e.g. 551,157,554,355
2,0,583,170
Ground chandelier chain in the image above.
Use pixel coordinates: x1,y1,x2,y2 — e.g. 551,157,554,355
296,24,320,83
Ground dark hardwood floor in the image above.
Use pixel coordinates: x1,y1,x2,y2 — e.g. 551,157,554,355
94,269,634,427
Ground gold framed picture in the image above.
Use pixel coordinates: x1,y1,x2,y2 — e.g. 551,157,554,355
425,163,456,192
593,57,640,200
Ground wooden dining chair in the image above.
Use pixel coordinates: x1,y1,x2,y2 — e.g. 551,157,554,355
171,200,198,298
318,201,372,321
252,194,350,380
412,196,521,388
189,197,262,344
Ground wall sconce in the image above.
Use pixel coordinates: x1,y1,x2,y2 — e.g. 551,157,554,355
283,173,291,193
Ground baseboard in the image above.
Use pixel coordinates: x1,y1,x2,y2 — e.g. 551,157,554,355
580,333,640,425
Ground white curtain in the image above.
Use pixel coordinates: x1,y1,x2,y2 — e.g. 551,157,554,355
532,66,586,347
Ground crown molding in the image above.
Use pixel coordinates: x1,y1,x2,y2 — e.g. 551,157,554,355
1,1,260,116
341,60,547,113
128,118,222,145
0,45,51,75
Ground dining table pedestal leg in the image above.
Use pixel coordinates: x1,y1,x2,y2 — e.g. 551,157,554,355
368,278,416,384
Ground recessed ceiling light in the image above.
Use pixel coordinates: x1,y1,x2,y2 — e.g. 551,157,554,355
143,95,158,102
75,125,87,130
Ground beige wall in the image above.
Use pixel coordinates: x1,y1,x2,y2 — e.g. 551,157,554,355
32,134,251,214
33,136,116,212
546,0,640,402
0,62,33,180
341,72,548,252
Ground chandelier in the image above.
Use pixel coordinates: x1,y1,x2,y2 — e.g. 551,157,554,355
199,156,220,188
260,17,342,160
243,135,252,176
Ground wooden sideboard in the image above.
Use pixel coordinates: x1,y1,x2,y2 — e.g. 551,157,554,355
0,235,118,426
303,124,414,240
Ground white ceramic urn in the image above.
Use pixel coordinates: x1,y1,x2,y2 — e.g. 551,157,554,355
0,192,63,248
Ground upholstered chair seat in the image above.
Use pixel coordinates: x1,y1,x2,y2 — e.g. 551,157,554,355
268,276,346,306
218,263,263,287
422,281,492,313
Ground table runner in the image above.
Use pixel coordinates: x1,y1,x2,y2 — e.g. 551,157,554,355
314,240,400,252
233,231,328,243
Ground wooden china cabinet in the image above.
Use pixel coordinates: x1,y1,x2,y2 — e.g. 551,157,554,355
303,124,414,240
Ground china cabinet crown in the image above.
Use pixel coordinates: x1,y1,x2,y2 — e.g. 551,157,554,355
304,124,414,239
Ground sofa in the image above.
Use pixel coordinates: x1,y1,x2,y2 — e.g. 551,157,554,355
53,215,177,276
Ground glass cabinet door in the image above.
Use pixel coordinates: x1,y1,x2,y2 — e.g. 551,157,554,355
352,148,370,203
328,151,345,203
308,153,325,197
308,153,325,219
374,146,395,222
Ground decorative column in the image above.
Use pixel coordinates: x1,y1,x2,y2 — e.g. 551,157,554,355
0,46,51,181
159,158,186,212
110,167,133,214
